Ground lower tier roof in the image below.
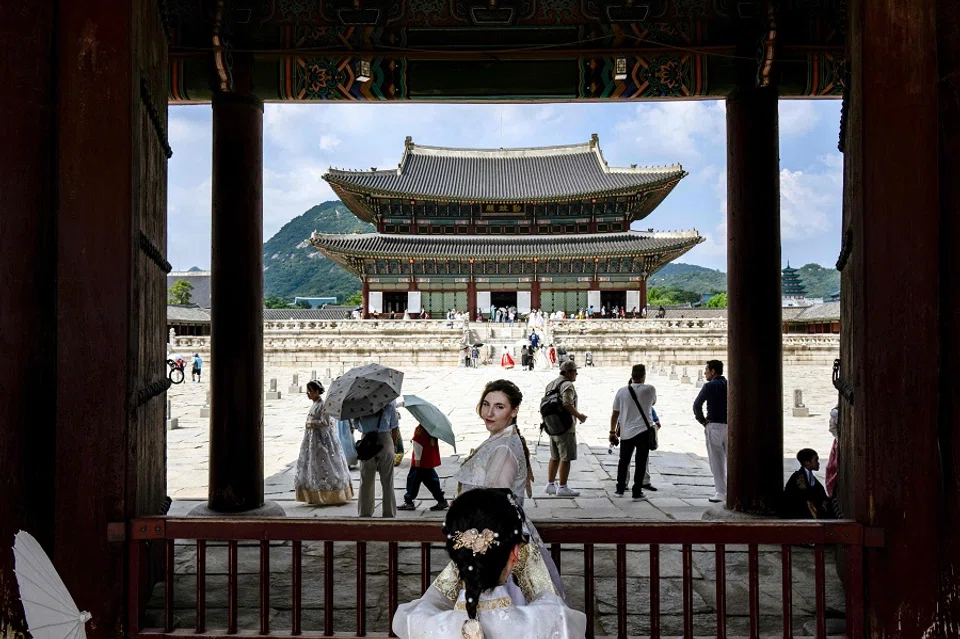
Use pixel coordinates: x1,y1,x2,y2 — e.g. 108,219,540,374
310,230,703,270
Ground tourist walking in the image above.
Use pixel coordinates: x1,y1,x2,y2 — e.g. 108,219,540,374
543,360,587,497
392,488,586,639
294,381,355,506
191,353,202,382
609,365,657,500
397,423,448,511
356,398,399,517
693,359,728,503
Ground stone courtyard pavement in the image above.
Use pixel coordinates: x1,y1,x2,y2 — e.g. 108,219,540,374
157,363,845,636
167,363,838,520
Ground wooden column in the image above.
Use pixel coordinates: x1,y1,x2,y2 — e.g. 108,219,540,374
0,3,58,633
725,79,783,514
207,74,267,513
639,277,648,314
361,279,370,319
531,277,541,312
467,272,477,319
839,0,959,632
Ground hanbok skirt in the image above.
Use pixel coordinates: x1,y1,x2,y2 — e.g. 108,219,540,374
295,425,355,505
501,353,515,369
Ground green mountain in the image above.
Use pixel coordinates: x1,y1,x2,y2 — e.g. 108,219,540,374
263,201,374,301
649,262,840,298
262,200,841,301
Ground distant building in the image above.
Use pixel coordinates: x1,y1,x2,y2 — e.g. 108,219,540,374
293,296,338,308
781,262,820,308
167,270,211,308
312,135,703,318
782,301,841,333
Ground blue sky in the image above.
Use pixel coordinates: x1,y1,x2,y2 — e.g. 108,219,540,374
167,100,843,272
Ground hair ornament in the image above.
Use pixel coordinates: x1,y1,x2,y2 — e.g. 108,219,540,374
453,528,500,555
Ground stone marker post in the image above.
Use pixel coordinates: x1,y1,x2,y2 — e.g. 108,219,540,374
200,390,211,418
792,389,809,417
669,365,678,380
680,366,691,384
288,374,301,395
166,399,179,430
265,378,281,400
695,369,705,388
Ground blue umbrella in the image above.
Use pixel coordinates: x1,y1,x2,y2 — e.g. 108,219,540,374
401,394,456,453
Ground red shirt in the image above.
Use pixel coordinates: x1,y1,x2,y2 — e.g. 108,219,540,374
411,425,441,469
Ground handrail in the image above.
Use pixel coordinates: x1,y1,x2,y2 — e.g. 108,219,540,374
128,517,873,639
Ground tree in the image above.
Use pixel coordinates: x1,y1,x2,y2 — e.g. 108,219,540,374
706,293,728,308
264,295,290,309
647,285,700,306
168,280,194,305
295,299,312,309
344,291,363,306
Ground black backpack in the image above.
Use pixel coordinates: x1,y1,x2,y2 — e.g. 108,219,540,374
540,386,573,436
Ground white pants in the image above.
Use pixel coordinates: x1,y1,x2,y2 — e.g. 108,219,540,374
705,422,728,496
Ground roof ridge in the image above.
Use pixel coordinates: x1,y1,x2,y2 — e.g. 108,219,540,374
310,230,702,242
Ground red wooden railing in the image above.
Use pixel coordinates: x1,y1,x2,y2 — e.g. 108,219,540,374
127,518,878,639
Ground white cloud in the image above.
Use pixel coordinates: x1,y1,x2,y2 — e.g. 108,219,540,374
779,153,842,241
610,101,726,163
318,134,341,151
778,100,821,138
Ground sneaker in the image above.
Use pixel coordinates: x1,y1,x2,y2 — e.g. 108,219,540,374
397,502,417,511
709,493,726,503
642,483,658,492
544,483,557,495
614,491,625,498
429,501,449,511
556,485,580,497
632,492,648,501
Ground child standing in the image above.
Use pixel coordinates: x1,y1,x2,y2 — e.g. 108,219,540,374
397,424,448,511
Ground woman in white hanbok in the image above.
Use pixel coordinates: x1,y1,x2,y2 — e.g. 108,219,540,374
393,487,586,639
294,381,354,505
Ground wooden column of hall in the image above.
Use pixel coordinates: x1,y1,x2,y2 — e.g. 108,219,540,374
202,57,276,515
725,66,783,514
839,0,960,633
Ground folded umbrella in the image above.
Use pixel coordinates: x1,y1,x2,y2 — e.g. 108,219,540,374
323,363,404,420
402,394,456,452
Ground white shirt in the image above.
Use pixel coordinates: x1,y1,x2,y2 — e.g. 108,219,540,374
611,383,657,440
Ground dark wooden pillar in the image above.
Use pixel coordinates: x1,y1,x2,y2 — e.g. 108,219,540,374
207,75,267,513
639,277,648,314
362,279,370,319
838,0,959,632
531,278,541,312
0,2,58,634
725,80,783,514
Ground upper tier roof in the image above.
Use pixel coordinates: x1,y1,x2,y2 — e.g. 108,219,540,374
324,136,685,202
310,230,703,261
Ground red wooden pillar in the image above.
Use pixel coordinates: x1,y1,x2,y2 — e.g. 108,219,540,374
840,0,959,632
361,279,370,319
467,274,477,319
639,277,647,314
205,61,273,515
725,77,783,515
531,278,541,312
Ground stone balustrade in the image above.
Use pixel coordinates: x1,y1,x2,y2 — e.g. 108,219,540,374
171,318,838,367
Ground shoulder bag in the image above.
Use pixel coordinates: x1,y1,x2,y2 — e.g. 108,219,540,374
627,385,658,451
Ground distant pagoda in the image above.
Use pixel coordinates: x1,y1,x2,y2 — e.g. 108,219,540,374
311,135,703,318
782,263,807,298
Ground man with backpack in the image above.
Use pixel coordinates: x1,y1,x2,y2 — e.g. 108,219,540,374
542,360,587,497
609,364,657,501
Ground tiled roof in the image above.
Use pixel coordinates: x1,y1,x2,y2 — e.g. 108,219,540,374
167,271,212,308
167,305,211,323
310,230,703,261
263,307,358,320
324,138,684,202
790,301,841,322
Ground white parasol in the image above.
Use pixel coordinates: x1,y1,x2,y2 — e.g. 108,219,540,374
13,531,91,639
